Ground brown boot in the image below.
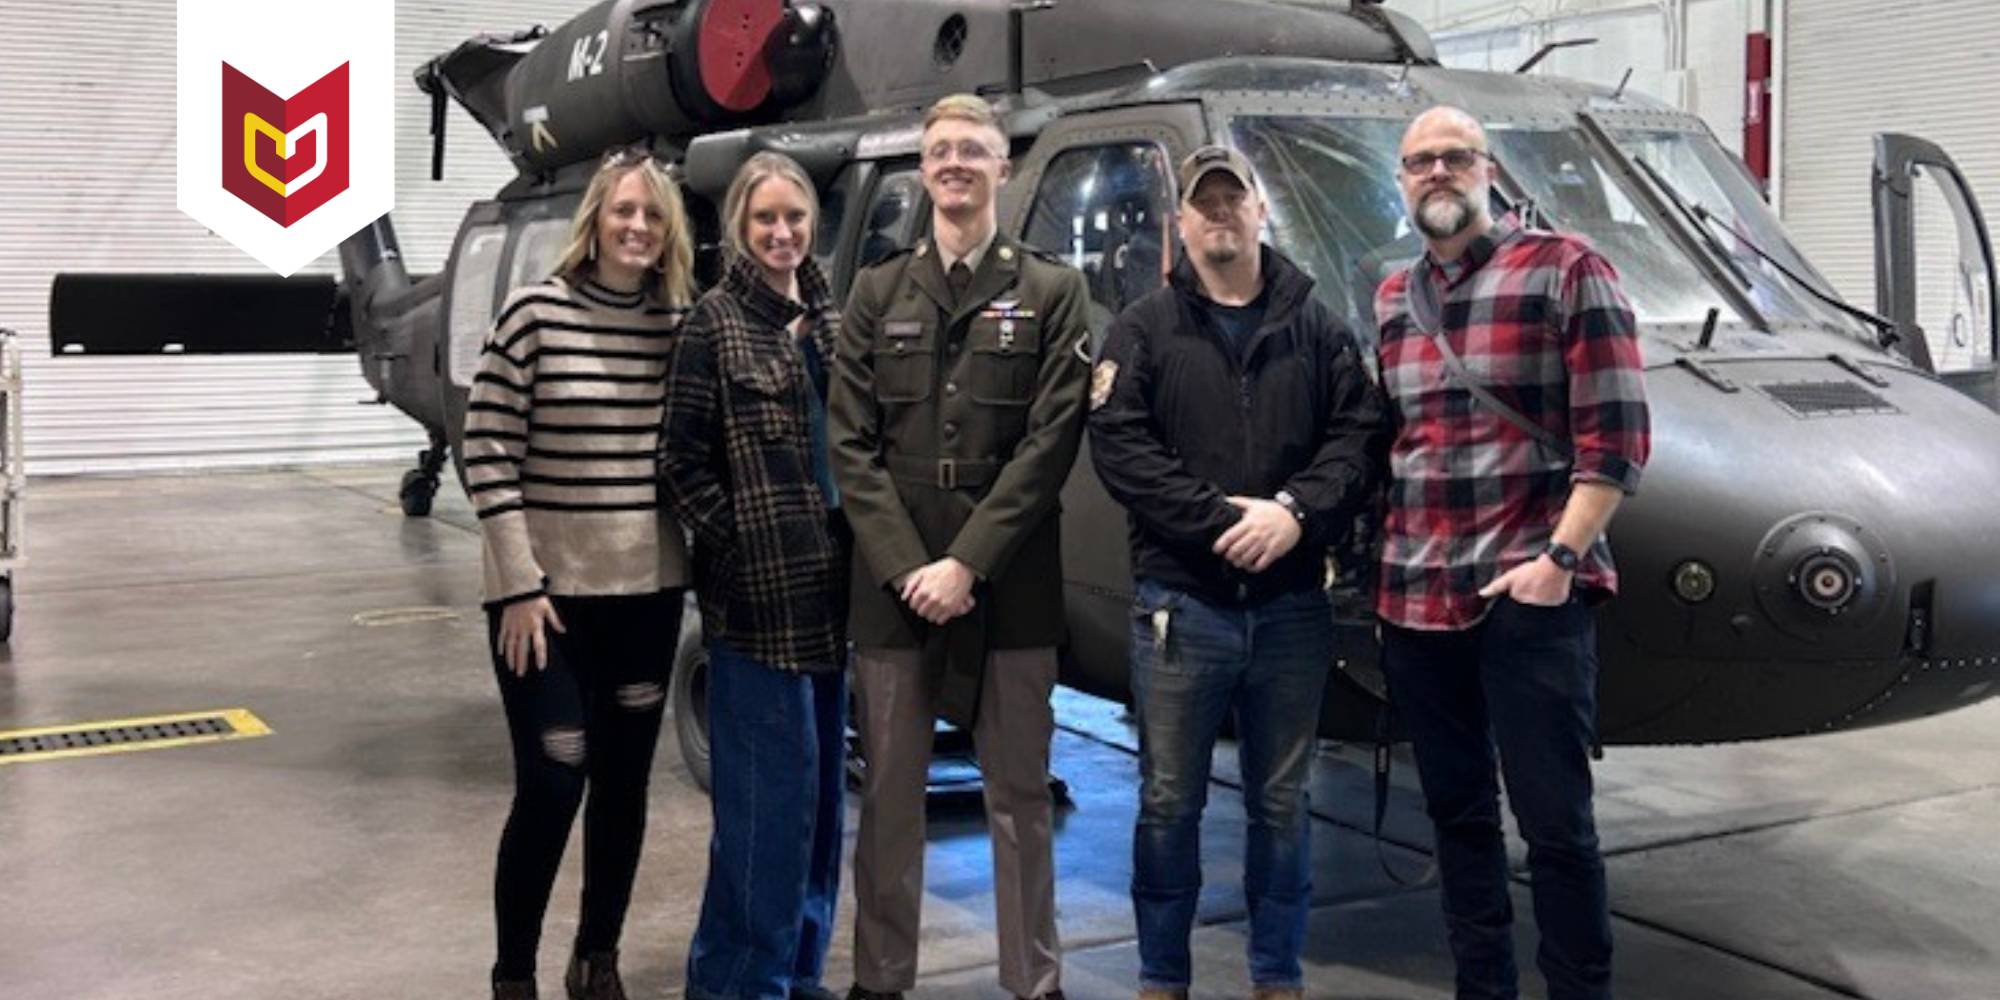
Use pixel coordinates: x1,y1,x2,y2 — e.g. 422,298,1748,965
1250,987,1304,1000
492,978,539,1000
565,950,628,1000
1136,989,1186,1000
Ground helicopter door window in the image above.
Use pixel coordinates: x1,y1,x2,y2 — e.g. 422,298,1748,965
447,222,509,389
856,169,926,270
1022,143,1173,345
508,217,573,293
1909,165,1995,375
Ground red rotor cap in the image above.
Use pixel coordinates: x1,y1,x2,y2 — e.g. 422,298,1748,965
697,0,784,113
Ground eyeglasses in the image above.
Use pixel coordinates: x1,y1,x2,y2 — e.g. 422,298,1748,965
601,145,659,168
1399,147,1490,174
923,139,1000,165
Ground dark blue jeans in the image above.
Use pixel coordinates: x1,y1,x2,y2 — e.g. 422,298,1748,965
1380,597,1612,1000
1128,579,1333,990
686,641,847,1000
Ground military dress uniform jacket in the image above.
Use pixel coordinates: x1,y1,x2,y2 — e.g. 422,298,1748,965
828,232,1092,725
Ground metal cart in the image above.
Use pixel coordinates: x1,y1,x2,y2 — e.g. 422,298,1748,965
0,328,21,641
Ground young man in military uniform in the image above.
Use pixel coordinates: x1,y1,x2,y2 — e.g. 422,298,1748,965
828,93,1093,1000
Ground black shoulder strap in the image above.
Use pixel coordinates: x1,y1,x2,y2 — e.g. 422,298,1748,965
1403,259,1572,461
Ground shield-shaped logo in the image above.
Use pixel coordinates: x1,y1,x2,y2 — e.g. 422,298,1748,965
220,62,350,228
178,1,393,275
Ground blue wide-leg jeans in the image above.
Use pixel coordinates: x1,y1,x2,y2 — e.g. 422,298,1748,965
686,641,847,1000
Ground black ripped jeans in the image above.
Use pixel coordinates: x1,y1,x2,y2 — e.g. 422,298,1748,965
487,589,684,981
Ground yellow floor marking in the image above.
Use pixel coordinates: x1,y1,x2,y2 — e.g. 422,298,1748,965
0,708,271,766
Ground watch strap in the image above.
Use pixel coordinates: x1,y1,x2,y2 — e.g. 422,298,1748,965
1275,490,1309,525
1544,541,1581,571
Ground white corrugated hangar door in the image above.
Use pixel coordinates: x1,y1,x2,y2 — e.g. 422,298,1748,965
1781,0,2000,369
0,1,578,475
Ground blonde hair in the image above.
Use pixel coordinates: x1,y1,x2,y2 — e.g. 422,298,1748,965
553,156,695,308
923,93,1002,135
720,152,821,261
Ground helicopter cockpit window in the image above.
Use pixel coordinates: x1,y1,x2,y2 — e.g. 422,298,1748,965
448,222,509,389
508,217,572,293
1229,117,1413,347
1022,143,1174,341
1234,114,1752,345
857,169,926,270
1610,128,1872,341
1485,127,1744,328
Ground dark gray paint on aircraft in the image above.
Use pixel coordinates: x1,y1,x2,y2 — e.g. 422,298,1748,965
317,0,2000,754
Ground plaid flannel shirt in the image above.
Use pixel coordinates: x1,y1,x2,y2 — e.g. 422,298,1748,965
1374,215,1650,631
659,252,845,670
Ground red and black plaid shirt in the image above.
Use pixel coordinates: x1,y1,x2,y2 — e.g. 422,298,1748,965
1374,215,1650,631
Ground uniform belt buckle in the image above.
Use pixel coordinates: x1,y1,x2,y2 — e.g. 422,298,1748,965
938,458,957,490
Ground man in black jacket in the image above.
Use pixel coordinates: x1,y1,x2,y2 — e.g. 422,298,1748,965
1088,145,1387,1000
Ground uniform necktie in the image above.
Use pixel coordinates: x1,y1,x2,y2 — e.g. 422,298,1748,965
948,260,973,304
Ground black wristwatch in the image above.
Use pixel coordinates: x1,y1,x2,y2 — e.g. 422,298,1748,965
1543,541,1581,572
1274,490,1309,525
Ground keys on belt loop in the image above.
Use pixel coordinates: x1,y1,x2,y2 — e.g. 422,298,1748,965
938,458,957,490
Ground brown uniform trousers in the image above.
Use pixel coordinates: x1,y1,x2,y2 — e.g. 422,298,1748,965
829,233,1093,998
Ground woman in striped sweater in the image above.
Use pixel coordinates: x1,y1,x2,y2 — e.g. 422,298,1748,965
464,149,695,1000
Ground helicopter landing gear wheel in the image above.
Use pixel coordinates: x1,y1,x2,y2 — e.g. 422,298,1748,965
671,597,712,792
398,436,448,517
398,468,437,516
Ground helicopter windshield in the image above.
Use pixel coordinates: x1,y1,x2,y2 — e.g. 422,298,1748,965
1227,115,1819,348
1606,126,1874,341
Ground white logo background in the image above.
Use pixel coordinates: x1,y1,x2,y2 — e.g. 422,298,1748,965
177,0,396,276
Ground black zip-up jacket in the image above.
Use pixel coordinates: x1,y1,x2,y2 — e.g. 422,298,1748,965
1088,245,1388,607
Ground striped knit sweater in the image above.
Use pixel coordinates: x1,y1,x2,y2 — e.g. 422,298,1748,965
464,276,690,605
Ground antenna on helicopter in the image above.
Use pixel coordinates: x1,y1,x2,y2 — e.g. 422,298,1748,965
1611,66,1634,101
1515,37,1597,74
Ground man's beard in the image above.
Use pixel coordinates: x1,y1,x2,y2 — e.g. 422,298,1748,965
1414,188,1478,239
1201,240,1242,267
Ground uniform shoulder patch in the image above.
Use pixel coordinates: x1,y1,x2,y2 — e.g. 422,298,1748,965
1090,359,1119,411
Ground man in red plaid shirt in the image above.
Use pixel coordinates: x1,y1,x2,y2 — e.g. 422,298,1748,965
1373,106,1650,1000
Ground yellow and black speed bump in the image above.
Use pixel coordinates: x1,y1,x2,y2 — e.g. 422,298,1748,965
0,708,270,765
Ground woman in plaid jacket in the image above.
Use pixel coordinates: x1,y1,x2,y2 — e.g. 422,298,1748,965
658,152,851,1000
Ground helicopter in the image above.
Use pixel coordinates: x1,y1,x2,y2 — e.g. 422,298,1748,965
328,0,2000,784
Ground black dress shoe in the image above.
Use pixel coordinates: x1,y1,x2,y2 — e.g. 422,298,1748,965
1016,991,1065,1000
846,985,906,1000
792,984,842,1000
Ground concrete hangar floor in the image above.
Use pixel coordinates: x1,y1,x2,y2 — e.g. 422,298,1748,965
1,463,1996,999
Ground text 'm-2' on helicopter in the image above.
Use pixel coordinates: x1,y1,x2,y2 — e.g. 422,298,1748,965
315,0,2000,779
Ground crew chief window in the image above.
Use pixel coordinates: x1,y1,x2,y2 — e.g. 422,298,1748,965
1023,143,1175,344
